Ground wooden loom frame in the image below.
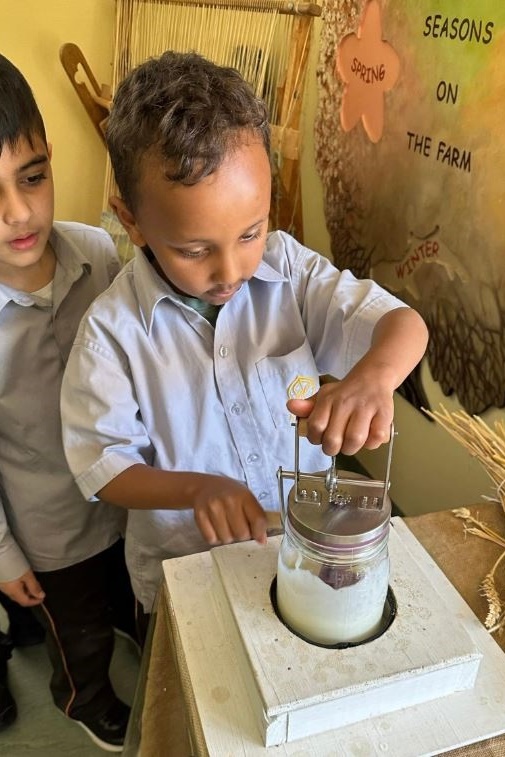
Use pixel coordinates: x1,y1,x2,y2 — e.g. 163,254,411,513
60,0,321,241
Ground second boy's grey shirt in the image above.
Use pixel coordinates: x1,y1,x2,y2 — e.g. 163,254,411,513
0,222,125,582
61,230,408,610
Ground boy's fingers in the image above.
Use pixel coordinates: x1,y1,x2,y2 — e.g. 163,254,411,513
249,509,268,546
21,596,44,607
194,489,267,547
194,509,220,545
226,508,256,543
286,397,316,418
196,504,251,545
365,412,394,449
10,587,41,607
211,512,237,545
23,572,45,599
0,572,45,606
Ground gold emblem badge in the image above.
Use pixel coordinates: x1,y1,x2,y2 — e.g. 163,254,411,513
287,375,316,400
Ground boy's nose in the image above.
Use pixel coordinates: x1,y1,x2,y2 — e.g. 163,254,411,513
2,189,31,225
212,248,241,285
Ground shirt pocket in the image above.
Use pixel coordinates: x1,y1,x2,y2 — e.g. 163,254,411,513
255,338,319,429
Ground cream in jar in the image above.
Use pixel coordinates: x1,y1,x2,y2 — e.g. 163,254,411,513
276,545,389,645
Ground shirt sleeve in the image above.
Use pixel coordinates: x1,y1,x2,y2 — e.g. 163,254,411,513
285,237,409,377
0,490,31,582
61,331,153,501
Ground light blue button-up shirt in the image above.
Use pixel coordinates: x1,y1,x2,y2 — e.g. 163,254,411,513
61,230,407,609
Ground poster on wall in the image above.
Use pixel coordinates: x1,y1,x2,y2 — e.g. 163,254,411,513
315,0,505,414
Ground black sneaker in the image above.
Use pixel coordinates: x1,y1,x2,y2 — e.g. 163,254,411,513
0,678,17,732
0,637,17,732
74,698,130,752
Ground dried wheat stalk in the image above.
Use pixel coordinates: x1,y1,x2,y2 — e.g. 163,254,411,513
453,508,505,632
423,405,505,512
423,405,505,633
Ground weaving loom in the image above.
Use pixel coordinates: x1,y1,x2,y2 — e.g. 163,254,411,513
60,0,321,244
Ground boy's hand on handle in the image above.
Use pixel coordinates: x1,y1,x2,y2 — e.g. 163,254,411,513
286,306,428,456
286,373,394,457
0,569,45,607
192,475,268,546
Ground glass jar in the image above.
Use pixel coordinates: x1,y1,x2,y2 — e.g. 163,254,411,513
276,471,391,646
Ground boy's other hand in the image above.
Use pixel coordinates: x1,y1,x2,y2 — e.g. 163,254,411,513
0,570,46,607
286,375,393,457
193,475,267,547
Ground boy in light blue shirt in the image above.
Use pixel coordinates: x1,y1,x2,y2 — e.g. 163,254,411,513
61,51,428,621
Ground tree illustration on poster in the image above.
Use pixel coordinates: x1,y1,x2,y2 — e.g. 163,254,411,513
315,0,505,414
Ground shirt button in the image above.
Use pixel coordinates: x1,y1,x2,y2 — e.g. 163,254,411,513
258,491,268,501
230,402,244,415
247,453,259,463
219,345,229,358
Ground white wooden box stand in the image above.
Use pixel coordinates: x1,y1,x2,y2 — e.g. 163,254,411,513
162,518,505,755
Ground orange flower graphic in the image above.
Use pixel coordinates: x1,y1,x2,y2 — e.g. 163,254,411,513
336,0,400,143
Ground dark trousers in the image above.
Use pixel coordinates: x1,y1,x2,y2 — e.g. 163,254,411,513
0,592,44,640
0,631,12,674
31,539,137,721
135,600,151,650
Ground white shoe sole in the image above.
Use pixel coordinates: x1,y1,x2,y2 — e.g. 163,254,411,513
74,718,124,752
114,627,141,656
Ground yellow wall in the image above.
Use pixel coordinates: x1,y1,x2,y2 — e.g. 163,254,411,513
2,5,499,515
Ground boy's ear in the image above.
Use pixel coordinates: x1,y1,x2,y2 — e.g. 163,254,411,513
109,196,147,248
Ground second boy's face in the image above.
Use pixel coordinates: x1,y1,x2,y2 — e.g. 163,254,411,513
114,138,272,305
0,135,54,285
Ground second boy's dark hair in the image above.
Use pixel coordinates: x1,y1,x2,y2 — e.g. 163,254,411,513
106,50,270,211
0,54,47,155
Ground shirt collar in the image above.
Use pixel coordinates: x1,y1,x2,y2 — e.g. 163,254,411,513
252,256,287,283
50,224,91,283
133,247,178,333
0,284,34,310
133,234,288,333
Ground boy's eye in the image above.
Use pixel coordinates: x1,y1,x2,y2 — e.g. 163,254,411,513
242,229,262,242
177,228,263,257
179,247,208,258
22,172,47,187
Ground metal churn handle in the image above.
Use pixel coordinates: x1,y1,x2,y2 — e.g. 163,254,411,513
277,418,396,526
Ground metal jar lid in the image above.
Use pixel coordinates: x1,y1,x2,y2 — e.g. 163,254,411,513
286,470,391,551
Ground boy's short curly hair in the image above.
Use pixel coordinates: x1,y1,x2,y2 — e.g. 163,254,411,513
106,50,270,211
0,54,47,155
